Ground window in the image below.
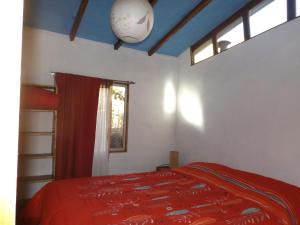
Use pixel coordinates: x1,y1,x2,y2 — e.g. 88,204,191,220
110,83,129,152
217,18,244,53
191,0,296,65
250,0,287,37
193,39,214,64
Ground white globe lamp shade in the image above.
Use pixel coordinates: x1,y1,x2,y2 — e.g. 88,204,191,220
110,0,154,43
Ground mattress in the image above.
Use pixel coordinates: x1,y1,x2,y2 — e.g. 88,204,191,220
20,162,300,225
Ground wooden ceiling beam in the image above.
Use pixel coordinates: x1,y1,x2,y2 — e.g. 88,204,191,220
149,0,158,7
69,0,89,41
148,0,212,56
114,0,158,50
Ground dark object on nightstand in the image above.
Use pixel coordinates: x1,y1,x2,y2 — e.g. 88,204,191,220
156,164,171,171
169,151,179,168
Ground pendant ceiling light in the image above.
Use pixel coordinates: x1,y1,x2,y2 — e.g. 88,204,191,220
110,0,154,43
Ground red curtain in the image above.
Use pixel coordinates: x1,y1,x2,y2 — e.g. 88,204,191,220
55,73,104,179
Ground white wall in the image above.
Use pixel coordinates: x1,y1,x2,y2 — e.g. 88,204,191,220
22,16,300,190
0,1,23,223
176,17,300,186
21,27,178,176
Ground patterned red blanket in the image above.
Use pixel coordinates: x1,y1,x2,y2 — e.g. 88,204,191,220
21,162,300,225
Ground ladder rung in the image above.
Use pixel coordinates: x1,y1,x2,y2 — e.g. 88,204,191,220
19,153,54,159
18,175,54,183
21,109,56,112
19,131,54,136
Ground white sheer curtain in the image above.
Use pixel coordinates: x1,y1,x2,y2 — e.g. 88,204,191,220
92,84,111,176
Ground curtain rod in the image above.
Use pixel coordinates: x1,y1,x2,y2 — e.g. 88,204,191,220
50,72,135,85
111,80,135,85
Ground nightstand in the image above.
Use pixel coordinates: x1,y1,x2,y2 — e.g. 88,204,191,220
156,164,171,171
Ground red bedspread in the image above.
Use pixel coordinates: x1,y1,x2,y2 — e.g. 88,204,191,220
21,163,300,225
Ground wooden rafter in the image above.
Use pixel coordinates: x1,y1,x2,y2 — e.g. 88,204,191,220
148,0,212,56
114,0,158,50
69,0,89,41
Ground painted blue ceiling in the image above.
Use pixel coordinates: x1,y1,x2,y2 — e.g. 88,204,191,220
24,0,250,57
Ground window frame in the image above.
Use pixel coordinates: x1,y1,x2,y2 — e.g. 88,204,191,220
296,0,300,16
216,17,245,53
249,0,288,38
109,82,129,153
191,0,298,65
192,38,214,64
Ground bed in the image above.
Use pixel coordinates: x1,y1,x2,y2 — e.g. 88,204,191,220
20,162,300,225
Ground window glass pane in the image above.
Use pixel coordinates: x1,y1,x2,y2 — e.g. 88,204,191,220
193,39,214,64
250,0,287,37
217,18,244,52
111,85,126,150
297,0,300,16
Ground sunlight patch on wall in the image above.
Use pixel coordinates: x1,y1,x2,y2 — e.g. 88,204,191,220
163,80,176,114
179,87,204,130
